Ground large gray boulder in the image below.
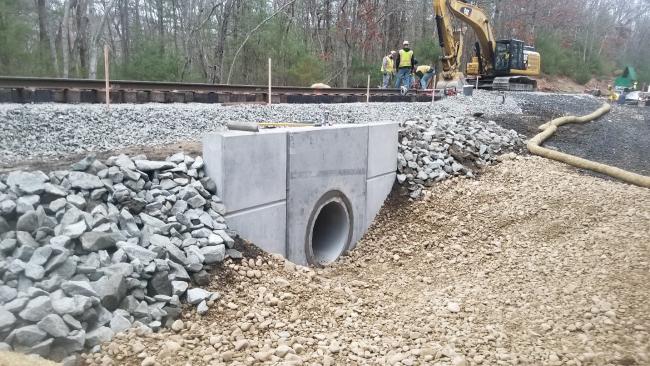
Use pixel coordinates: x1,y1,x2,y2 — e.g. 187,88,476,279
52,329,86,356
8,324,47,347
112,154,136,170
67,171,104,190
80,232,122,251
6,171,49,195
0,285,18,303
16,211,40,233
186,288,211,305
134,160,176,171
0,200,16,216
121,244,157,264
37,314,70,337
28,338,53,357
16,231,40,248
171,281,188,297
92,274,127,311
61,220,87,239
24,262,46,280
109,313,131,333
0,308,17,330
70,156,96,171
0,217,9,233
4,297,28,313
201,244,225,264
51,295,92,316
85,326,114,347
147,271,172,297
19,295,53,322
30,246,53,266
61,281,98,297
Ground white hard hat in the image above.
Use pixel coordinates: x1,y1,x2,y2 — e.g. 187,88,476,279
403,40,410,46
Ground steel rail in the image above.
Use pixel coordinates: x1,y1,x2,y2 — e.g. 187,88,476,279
0,76,410,96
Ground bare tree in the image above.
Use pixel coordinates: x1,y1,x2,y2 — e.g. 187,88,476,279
88,0,118,79
225,0,297,84
62,0,72,78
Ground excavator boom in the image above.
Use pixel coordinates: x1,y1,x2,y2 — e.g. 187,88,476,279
433,0,540,90
434,0,496,76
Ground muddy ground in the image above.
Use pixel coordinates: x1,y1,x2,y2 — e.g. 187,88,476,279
0,141,202,174
490,93,650,176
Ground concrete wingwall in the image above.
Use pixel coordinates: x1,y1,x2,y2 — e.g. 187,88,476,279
203,122,397,266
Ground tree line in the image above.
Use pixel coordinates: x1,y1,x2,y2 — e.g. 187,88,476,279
0,0,648,87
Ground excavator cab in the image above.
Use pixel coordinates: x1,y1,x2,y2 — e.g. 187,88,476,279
494,39,525,75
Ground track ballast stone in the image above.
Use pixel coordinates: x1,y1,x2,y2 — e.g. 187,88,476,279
0,153,238,363
0,91,521,165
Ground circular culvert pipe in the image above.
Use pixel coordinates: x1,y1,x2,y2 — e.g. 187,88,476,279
305,191,353,266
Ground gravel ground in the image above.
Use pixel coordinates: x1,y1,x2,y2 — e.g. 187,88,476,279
0,91,520,169
86,156,650,366
493,93,650,176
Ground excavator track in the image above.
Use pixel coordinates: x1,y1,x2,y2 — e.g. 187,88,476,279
492,76,537,91
465,76,537,91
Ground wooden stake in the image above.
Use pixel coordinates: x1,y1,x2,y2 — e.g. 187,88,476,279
268,58,272,105
366,74,370,103
104,45,110,109
431,74,437,104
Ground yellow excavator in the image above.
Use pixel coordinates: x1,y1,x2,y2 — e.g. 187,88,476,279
433,0,541,91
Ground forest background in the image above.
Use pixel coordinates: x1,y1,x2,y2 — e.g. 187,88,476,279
1,0,648,87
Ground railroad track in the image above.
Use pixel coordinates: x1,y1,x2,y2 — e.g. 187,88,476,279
0,76,438,104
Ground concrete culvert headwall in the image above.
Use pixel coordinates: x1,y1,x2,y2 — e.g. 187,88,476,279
203,122,398,266
307,194,352,266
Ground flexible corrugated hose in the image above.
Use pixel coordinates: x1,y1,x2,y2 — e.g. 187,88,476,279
527,103,650,188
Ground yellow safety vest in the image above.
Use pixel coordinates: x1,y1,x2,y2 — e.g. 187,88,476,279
381,56,394,73
399,49,413,68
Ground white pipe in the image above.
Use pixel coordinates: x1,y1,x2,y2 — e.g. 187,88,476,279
227,121,259,132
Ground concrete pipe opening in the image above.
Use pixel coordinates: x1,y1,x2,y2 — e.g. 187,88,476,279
306,192,353,266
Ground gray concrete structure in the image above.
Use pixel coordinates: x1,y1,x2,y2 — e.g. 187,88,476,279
203,122,398,266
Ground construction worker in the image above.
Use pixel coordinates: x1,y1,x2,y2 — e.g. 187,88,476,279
394,41,418,91
415,64,435,89
381,51,396,89
607,85,618,102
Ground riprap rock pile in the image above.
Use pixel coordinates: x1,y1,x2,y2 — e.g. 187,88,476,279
397,115,524,197
0,153,236,362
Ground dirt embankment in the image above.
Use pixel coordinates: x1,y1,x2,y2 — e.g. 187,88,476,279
537,76,610,93
85,156,650,366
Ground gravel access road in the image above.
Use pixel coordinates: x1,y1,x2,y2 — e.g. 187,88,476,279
86,156,650,366
494,93,650,176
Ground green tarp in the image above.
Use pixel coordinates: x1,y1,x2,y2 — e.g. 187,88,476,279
614,66,638,88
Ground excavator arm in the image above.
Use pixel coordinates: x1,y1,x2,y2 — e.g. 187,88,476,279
434,0,463,78
434,0,496,76
445,0,496,72
433,0,540,90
